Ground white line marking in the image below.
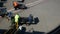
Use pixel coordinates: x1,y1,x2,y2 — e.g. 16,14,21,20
26,0,43,7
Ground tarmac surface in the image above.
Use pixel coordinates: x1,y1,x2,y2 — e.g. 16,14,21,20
0,0,60,33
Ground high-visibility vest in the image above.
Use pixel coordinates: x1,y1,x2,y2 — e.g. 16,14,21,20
13,2,18,7
14,14,20,23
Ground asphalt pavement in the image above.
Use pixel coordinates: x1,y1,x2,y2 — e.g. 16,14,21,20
0,0,60,33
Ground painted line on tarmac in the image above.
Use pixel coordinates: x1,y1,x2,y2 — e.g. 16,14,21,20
7,0,44,12
26,0,43,7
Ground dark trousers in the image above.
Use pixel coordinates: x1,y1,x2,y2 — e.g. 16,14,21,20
14,5,19,10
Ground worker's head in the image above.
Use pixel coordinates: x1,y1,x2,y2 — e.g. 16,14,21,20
13,1,18,7
15,13,20,18
29,14,32,17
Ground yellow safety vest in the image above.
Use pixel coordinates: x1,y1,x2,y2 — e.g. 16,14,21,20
15,14,20,23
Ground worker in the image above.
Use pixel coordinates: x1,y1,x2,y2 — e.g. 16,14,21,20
28,14,33,25
14,14,20,30
13,1,19,10
0,8,7,17
7,12,13,21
